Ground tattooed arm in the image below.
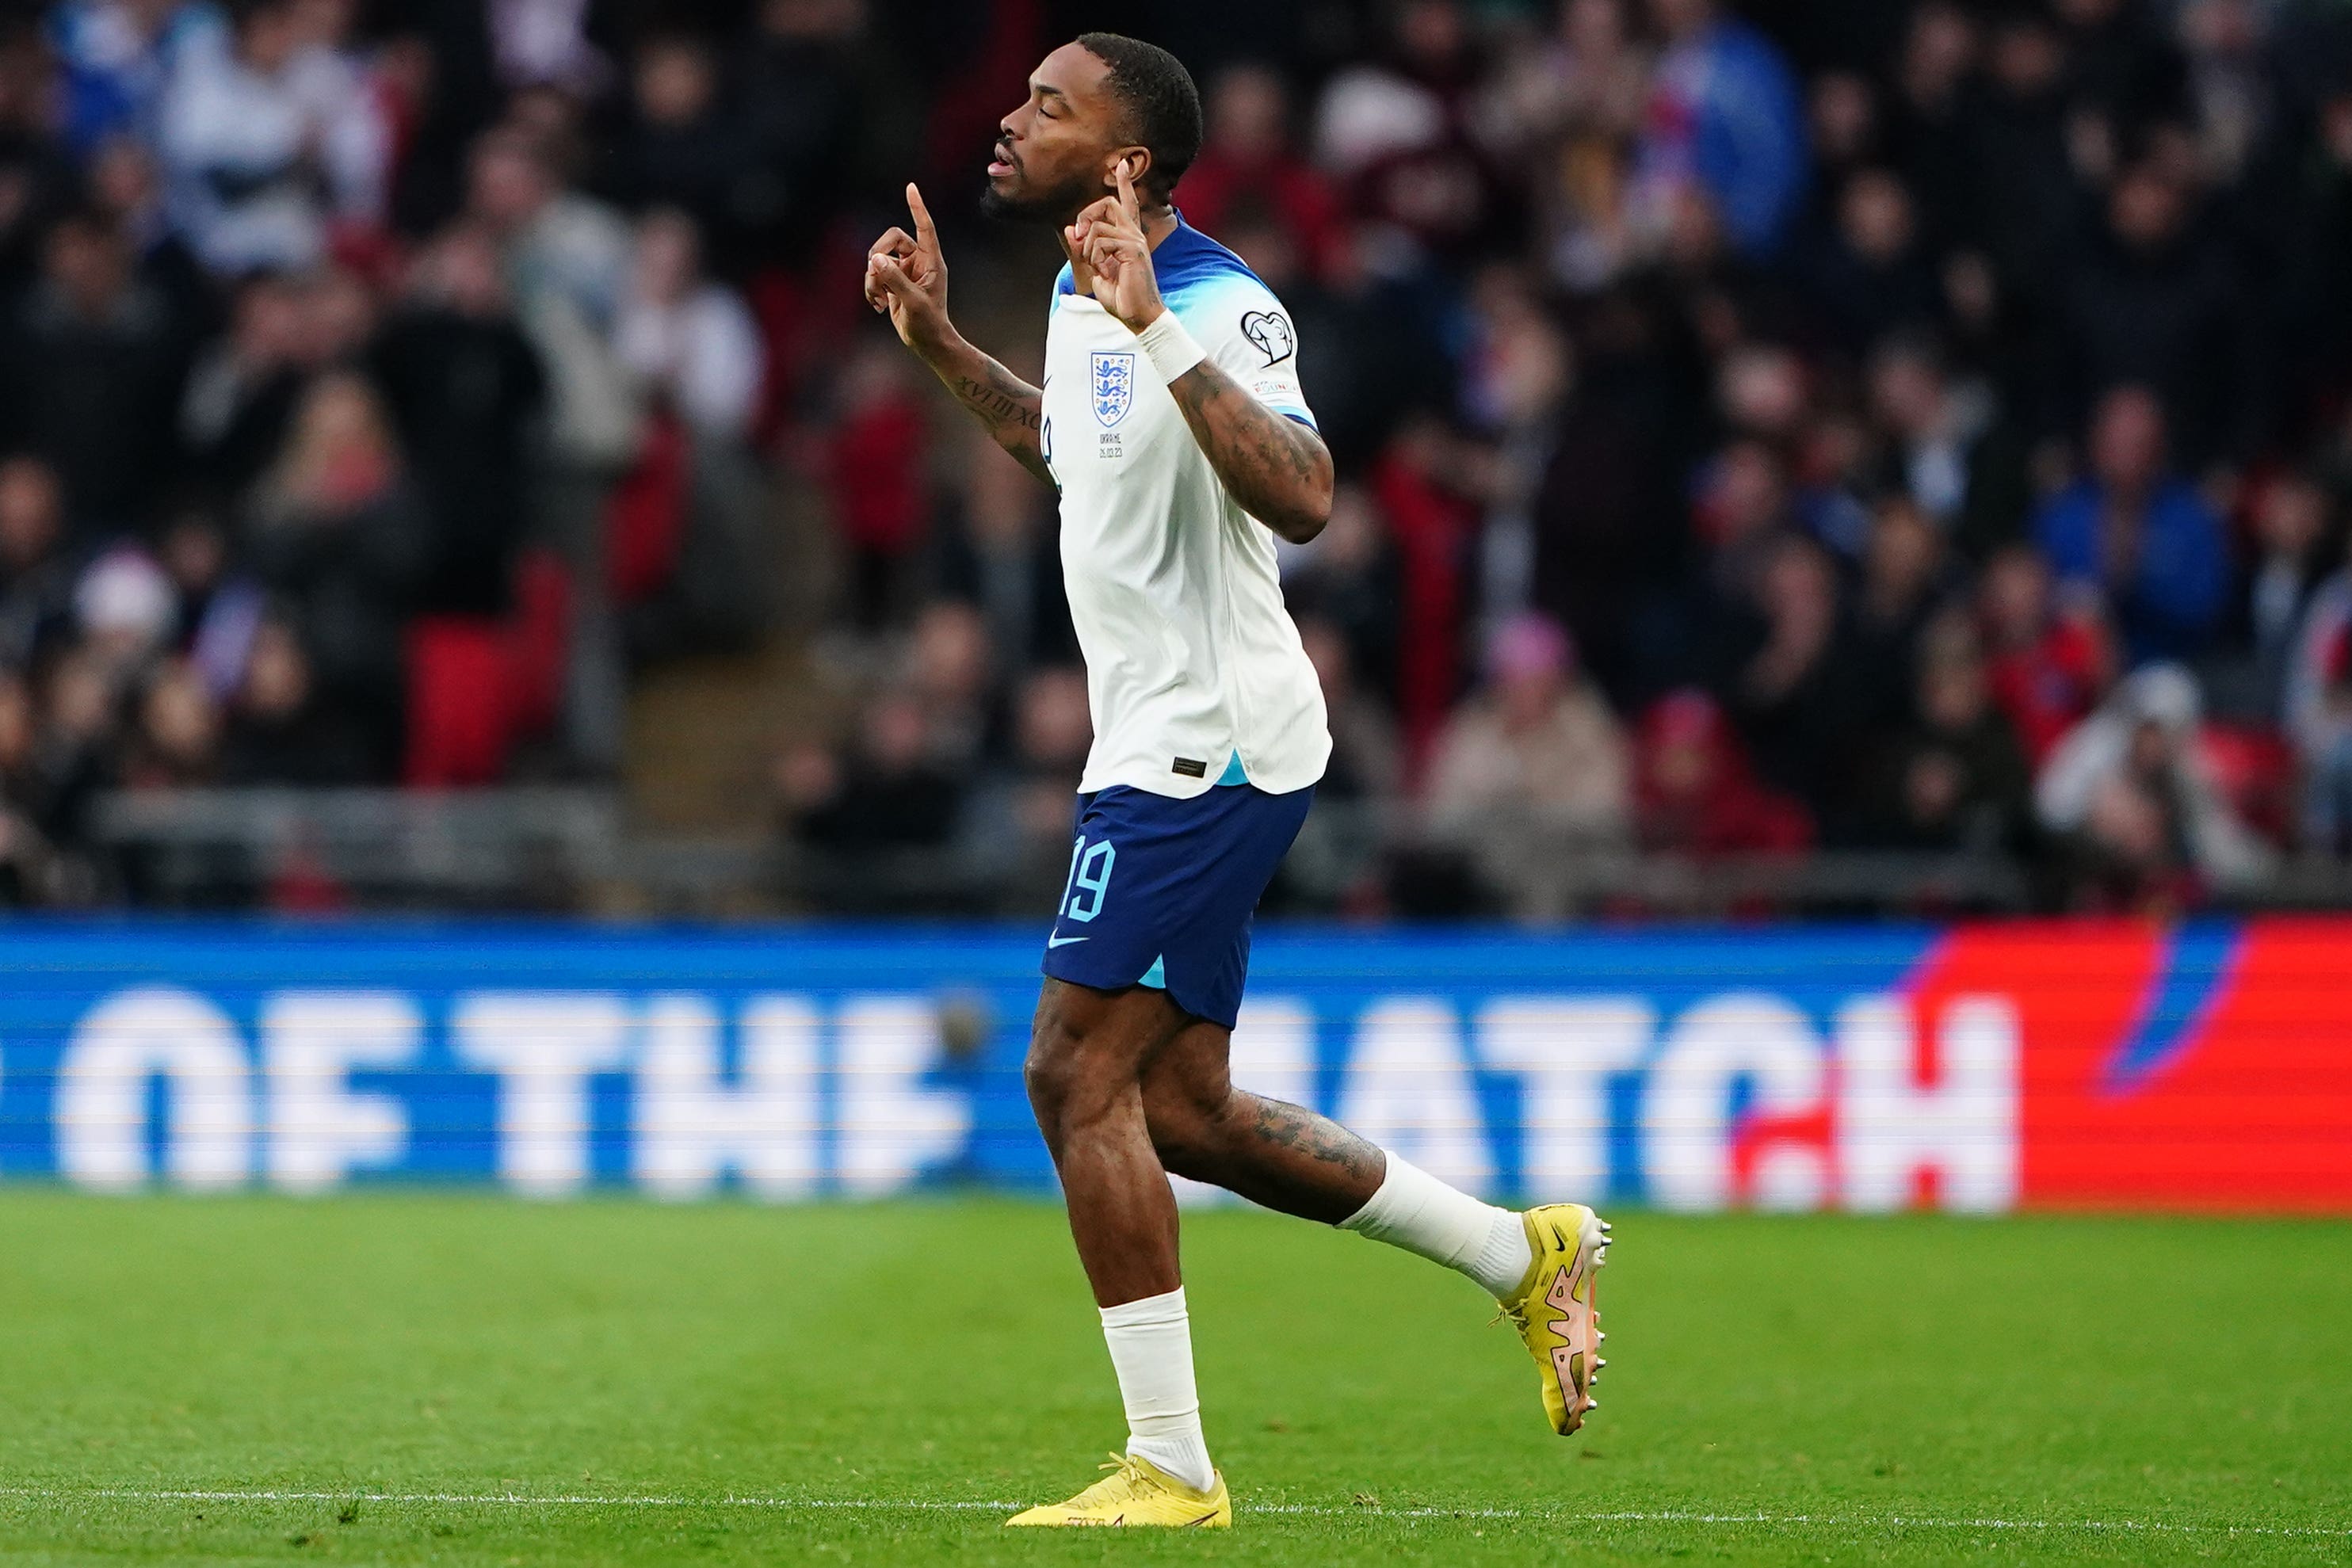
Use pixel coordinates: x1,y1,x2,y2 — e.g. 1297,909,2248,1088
928,340,1054,487
865,181,1055,487
1070,164,1334,543
1162,361,1334,544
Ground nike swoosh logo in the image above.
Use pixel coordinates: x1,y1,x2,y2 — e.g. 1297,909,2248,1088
1047,936,1088,948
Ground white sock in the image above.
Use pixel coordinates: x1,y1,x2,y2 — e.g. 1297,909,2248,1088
1339,1150,1534,1299
1098,1287,1216,1494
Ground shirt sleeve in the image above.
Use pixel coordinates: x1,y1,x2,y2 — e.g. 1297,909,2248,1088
1171,275,1318,430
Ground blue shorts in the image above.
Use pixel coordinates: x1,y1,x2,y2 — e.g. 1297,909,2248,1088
1040,780,1315,1030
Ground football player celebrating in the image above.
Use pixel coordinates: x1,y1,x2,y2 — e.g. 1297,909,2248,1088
864,32,1609,1528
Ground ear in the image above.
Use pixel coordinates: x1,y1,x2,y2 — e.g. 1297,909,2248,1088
1105,146,1155,194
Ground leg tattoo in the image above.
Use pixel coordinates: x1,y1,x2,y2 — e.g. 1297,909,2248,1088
1239,1094,1385,1186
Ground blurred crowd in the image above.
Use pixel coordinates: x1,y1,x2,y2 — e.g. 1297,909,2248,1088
783,0,2352,918
1,0,2350,916
0,0,912,901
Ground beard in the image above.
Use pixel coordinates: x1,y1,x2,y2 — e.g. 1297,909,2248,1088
979,160,1094,225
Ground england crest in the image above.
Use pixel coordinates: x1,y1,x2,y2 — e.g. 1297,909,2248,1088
1090,350,1135,427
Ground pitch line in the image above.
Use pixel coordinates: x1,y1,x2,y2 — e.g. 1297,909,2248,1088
0,1488,2342,1537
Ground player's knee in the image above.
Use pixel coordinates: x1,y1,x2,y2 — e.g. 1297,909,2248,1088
1023,1018,1118,1131
1021,1031,1078,1124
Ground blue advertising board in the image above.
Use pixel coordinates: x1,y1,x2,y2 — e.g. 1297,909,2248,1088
0,918,2060,1211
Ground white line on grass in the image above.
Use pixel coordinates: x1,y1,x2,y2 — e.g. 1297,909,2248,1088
0,1488,2342,1537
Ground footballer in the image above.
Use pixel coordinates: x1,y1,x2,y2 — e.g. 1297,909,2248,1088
864,32,1609,1528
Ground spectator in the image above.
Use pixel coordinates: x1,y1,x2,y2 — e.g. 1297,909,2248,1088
158,0,388,273
84,134,213,331
602,36,745,258
1848,494,1955,729
2053,0,2192,145
1299,616,1401,806
180,269,306,498
1632,0,1810,258
928,433,1075,673
0,457,78,669
823,336,930,633
1478,0,1653,159
734,0,897,271
2,210,188,538
1529,291,1696,707
1801,168,1942,354
483,0,604,93
1426,612,1632,918
1863,334,2033,560
73,543,176,681
119,655,218,788
242,369,425,776
1180,64,1342,280
465,126,636,465
1723,533,1863,815
1632,688,1812,857
31,642,119,854
50,0,227,154
780,693,964,854
155,503,261,697
1961,8,2080,285
999,663,1093,843
1315,1,1458,178
2034,385,2228,664
2281,525,2352,852
0,668,59,902
2047,162,2263,468
1373,417,1483,771
613,208,763,442
2287,89,2352,417
1506,0,1655,297
953,661,1094,910
218,612,368,783
1315,0,1502,261
2210,471,2333,723
1860,618,2033,853
370,223,545,616
1979,541,2116,766
2037,662,2271,896
901,599,1000,776
1883,3,1976,241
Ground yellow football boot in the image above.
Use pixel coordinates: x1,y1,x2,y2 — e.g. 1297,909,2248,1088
1004,1452,1232,1528
1496,1204,1610,1435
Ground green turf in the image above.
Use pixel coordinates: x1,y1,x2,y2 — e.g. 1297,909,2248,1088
0,1193,2344,1565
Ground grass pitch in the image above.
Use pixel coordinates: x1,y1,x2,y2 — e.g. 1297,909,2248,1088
0,1193,2344,1565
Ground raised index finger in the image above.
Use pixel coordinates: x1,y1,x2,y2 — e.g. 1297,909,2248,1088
1114,157,1140,222
906,183,937,249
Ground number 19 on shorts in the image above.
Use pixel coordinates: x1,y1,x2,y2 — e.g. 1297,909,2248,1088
1060,835,1116,923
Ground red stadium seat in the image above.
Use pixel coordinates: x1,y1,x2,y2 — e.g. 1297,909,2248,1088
403,617,512,788
403,551,577,787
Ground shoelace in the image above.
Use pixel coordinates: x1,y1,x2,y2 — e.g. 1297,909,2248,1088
1076,1452,1151,1503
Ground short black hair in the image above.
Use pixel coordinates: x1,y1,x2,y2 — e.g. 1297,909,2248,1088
1074,32,1203,200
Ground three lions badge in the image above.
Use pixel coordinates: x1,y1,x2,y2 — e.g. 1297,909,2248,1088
1091,351,1135,427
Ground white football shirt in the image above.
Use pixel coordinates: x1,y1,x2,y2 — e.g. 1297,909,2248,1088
1040,216,1332,800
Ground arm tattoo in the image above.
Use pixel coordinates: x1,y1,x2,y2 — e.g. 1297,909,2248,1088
1241,1093,1385,1184
1166,361,1333,541
951,370,1042,433
940,360,1053,486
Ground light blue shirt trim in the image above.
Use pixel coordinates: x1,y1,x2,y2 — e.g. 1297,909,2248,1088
1140,954,1166,988
1215,751,1250,786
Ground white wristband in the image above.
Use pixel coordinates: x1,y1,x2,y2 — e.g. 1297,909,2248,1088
1135,311,1207,383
